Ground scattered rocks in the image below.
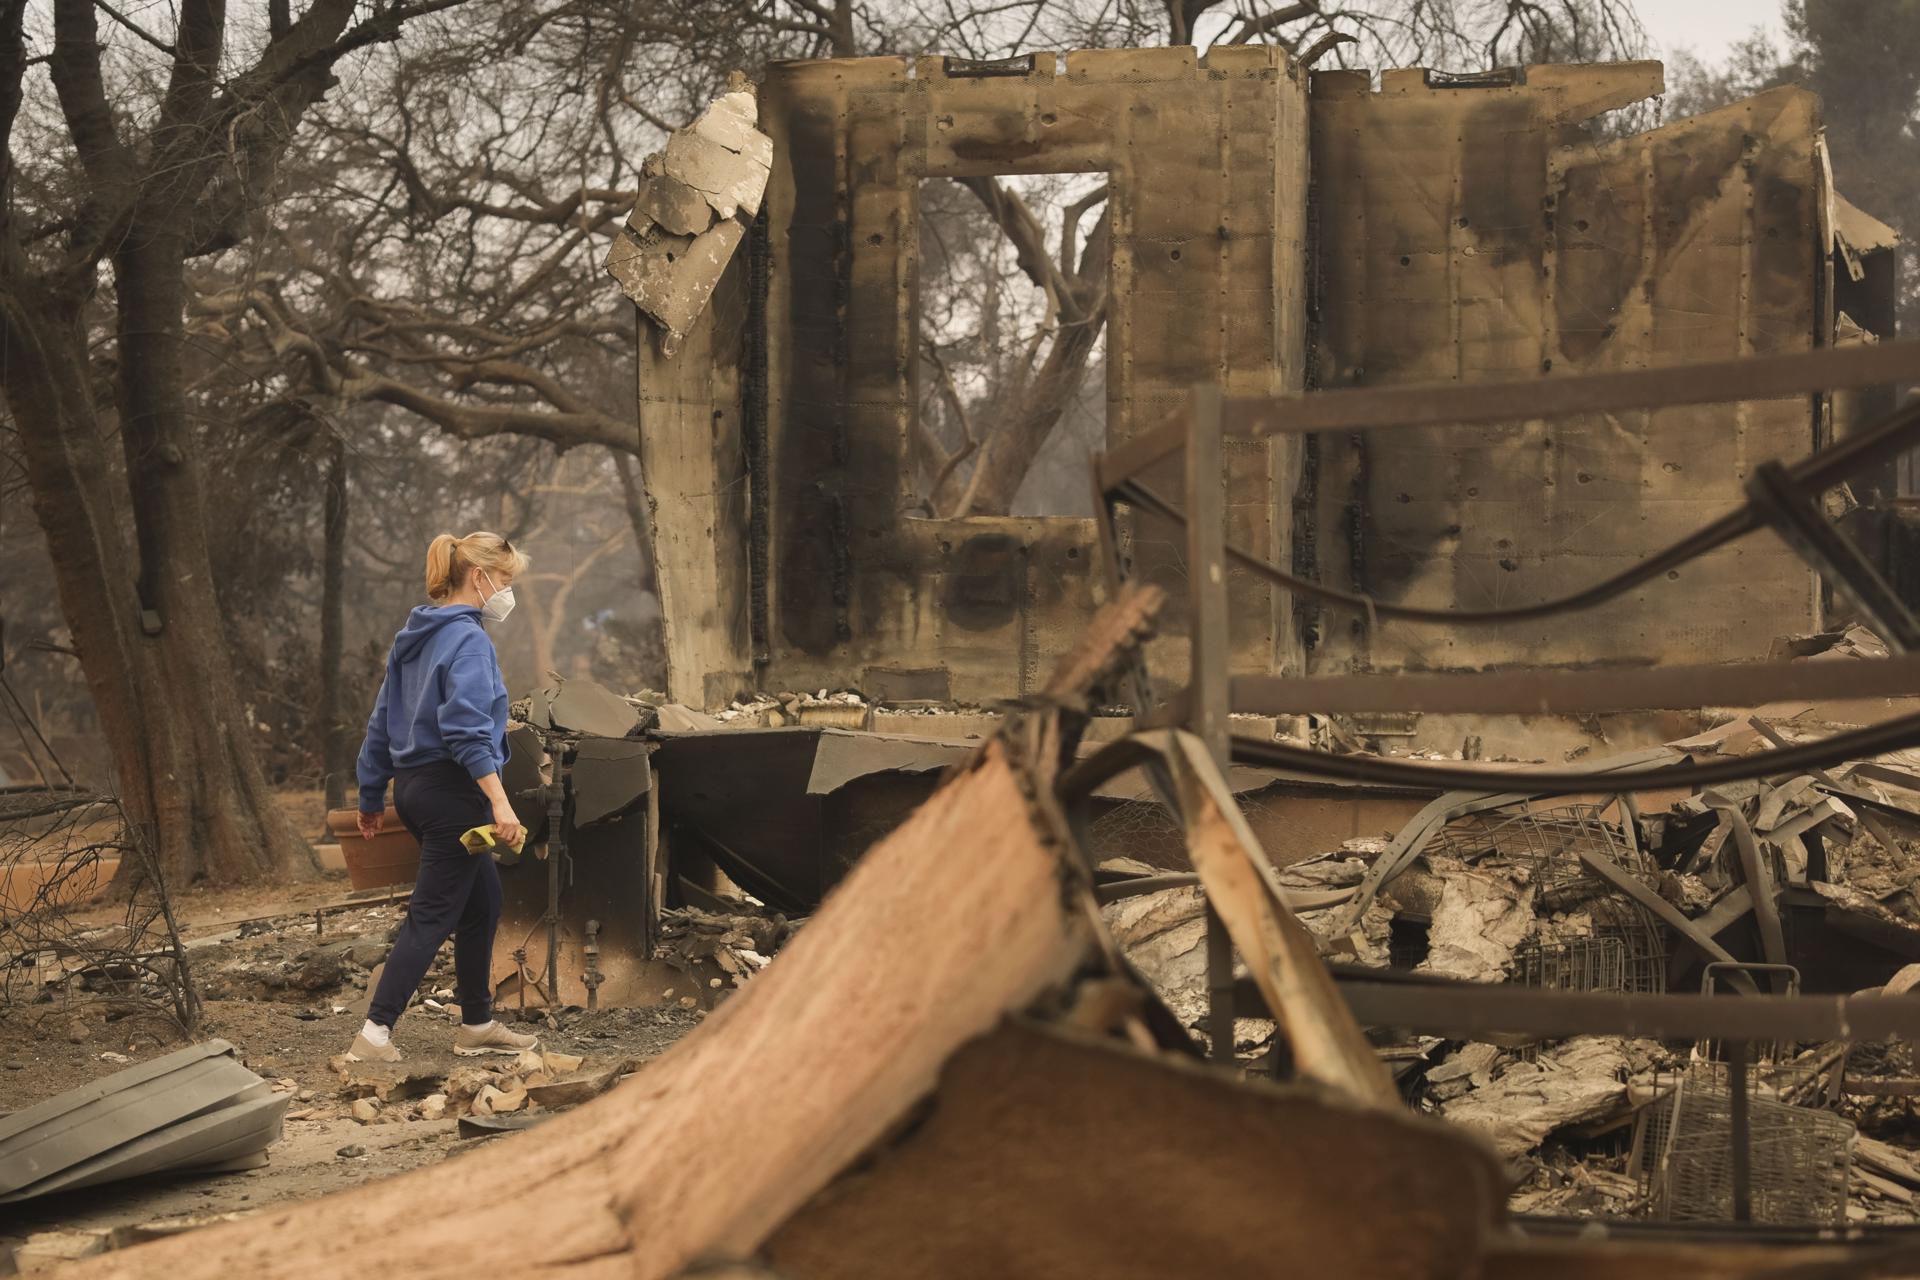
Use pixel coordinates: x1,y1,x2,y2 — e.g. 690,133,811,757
444,1065,496,1112
419,1093,448,1121
289,944,351,992
350,1098,381,1123
348,938,389,969
472,1082,527,1116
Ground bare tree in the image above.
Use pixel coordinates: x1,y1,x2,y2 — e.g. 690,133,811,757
0,0,475,884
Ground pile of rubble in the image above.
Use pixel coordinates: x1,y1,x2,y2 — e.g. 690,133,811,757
713,689,868,728
653,905,795,996
1104,701,1920,1228
327,1046,624,1127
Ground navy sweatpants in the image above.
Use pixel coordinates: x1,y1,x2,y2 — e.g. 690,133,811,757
367,762,502,1029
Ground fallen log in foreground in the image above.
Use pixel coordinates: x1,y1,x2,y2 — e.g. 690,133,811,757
67,723,1096,1280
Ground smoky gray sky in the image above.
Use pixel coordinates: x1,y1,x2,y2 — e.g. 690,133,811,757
1637,2,1785,61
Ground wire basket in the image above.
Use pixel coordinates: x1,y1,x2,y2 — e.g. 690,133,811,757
1442,803,1669,995
1512,933,1630,993
1637,1059,1854,1226
1435,803,1658,911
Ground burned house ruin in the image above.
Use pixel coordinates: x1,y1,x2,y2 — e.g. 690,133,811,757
612,51,1903,710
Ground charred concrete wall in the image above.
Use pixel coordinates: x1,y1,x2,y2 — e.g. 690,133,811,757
1303,69,1829,672
639,57,1846,708
640,48,1311,707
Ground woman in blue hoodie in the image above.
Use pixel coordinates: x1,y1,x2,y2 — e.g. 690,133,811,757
347,531,540,1063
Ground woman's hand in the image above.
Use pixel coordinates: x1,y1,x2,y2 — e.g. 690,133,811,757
357,810,383,841
491,800,523,848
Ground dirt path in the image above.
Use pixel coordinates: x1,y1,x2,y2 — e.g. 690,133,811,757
1,873,703,1254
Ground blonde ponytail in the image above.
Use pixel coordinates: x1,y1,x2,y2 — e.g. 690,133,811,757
423,531,531,603
425,533,460,602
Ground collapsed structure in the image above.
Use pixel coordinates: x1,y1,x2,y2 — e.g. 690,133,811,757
19,45,1920,1276
610,51,1902,714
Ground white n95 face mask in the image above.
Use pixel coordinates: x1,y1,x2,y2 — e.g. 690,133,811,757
480,573,516,624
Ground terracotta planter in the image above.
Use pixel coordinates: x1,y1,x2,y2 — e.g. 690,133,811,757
323,810,422,892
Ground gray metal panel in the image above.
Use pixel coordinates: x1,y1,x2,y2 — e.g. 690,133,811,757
0,1089,289,1202
0,1041,267,1196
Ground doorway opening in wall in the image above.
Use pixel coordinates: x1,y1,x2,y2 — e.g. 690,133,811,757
910,172,1109,519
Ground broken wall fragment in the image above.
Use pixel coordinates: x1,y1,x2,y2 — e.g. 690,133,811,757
605,90,771,352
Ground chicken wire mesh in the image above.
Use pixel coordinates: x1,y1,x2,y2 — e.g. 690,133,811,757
1086,791,1288,868
0,789,199,1037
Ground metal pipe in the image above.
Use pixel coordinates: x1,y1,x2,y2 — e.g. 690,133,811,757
1099,336,1920,486
1729,1039,1753,1222
1186,385,1235,1067
545,753,570,1012
1110,394,1920,631
581,918,603,1013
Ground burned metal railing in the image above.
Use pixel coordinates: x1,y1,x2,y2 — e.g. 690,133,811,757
1078,335,1920,1217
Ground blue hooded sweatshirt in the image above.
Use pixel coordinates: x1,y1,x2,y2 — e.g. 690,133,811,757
356,605,508,812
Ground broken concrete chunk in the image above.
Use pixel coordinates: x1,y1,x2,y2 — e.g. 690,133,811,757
631,173,715,239
473,1083,528,1116
606,219,747,353
443,1065,495,1112
1440,1037,1633,1159
542,1051,584,1075
691,91,773,169
419,1094,448,1121
661,90,772,220
1100,885,1208,1028
350,1098,380,1124
1417,864,1536,984
662,125,763,222
1426,1042,1501,1088
526,1062,627,1111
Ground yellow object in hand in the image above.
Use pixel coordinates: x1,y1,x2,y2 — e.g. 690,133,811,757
459,824,526,861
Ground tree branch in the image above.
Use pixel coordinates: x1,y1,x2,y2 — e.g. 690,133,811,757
1300,30,1357,66
958,176,1091,324
1060,184,1110,281
1228,0,1316,45
0,0,29,216
49,0,132,186
91,0,175,55
195,281,635,454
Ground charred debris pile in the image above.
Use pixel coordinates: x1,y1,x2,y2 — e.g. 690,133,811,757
1102,631,1920,1228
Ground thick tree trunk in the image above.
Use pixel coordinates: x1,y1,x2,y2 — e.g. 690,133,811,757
318,434,349,812
0,260,313,886
953,308,1107,518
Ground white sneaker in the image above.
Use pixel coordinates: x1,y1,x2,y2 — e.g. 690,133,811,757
347,1031,402,1063
453,1021,538,1056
